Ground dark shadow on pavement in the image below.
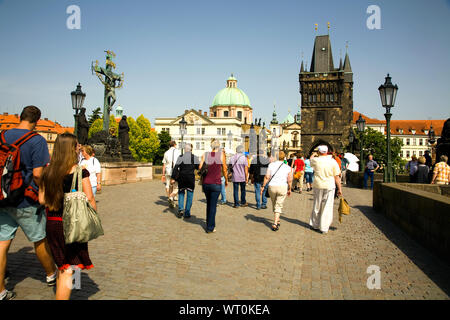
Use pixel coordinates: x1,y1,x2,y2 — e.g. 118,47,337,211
182,215,206,230
6,247,100,300
244,214,273,230
354,205,450,297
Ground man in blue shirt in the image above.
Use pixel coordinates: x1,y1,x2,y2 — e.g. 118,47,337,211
363,154,380,189
0,106,57,300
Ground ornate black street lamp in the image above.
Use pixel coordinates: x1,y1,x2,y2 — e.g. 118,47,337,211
71,83,86,137
378,74,398,183
179,116,187,155
356,114,366,172
428,124,436,164
348,128,354,153
227,130,233,151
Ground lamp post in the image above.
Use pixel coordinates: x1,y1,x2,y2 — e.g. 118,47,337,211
227,130,233,151
179,116,187,155
378,74,399,183
348,128,354,154
71,83,86,137
428,124,436,164
356,114,366,172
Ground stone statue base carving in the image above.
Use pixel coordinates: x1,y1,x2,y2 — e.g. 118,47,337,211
88,130,135,162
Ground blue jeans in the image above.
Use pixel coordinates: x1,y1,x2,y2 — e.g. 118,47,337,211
363,169,374,189
233,182,246,206
178,189,194,217
254,182,267,208
220,176,227,203
305,172,314,184
202,184,221,232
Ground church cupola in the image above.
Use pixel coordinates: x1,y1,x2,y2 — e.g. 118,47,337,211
226,74,237,88
271,105,278,124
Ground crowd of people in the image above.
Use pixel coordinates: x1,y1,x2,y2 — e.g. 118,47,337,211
163,138,344,235
0,106,102,300
405,152,450,185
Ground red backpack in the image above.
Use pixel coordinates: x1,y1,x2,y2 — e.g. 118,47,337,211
0,130,39,207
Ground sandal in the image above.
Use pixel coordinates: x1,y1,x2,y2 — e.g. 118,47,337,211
271,224,279,231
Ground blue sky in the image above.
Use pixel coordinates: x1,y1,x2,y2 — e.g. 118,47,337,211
0,0,449,127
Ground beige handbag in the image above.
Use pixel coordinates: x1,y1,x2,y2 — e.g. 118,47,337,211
338,197,350,223
62,166,104,244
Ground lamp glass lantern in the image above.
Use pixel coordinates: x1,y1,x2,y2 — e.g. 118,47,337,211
356,115,366,132
378,74,398,109
428,125,435,144
179,116,187,135
71,83,86,112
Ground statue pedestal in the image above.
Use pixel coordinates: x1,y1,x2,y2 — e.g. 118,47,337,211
100,161,153,186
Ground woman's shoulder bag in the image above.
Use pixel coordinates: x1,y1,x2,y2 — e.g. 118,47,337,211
62,166,104,244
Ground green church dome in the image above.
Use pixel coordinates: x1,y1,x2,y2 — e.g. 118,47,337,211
212,75,251,107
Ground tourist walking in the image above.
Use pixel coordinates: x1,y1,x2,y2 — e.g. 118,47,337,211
170,143,199,219
406,155,419,183
39,132,96,300
249,149,270,210
416,156,430,184
293,153,305,193
260,151,292,231
363,155,379,189
309,145,343,234
431,155,450,185
80,145,102,195
230,145,248,208
0,106,57,300
340,153,349,186
304,155,314,192
162,141,181,208
199,139,228,233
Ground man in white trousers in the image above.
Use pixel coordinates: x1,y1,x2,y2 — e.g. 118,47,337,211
309,145,343,234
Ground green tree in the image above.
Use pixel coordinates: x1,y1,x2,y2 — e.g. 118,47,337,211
88,115,119,138
128,115,160,162
154,130,172,165
354,127,403,173
88,107,102,126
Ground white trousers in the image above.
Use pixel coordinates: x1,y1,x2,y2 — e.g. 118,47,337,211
309,188,335,232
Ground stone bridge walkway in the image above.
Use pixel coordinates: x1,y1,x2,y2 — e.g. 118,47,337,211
5,181,450,300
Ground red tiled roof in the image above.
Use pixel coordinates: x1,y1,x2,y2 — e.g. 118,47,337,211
353,111,445,136
0,113,74,134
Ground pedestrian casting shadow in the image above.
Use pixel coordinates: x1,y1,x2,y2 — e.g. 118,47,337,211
354,205,450,296
6,247,99,300
154,196,177,215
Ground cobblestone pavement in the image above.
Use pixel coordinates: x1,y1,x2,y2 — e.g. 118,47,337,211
5,181,450,300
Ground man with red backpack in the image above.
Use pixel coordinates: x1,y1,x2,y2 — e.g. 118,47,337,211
0,106,56,300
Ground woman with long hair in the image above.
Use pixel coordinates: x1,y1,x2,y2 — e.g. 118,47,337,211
39,132,96,300
199,139,228,233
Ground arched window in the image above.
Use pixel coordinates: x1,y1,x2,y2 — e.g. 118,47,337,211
237,111,242,120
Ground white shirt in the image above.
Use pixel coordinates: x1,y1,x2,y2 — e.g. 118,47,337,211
80,157,101,187
162,147,181,176
267,161,292,187
310,155,340,190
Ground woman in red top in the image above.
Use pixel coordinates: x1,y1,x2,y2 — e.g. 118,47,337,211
293,152,305,193
199,139,228,233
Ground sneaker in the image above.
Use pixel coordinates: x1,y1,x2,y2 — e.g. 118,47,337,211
0,290,16,300
261,205,267,209
233,204,239,208
177,210,184,218
256,207,261,210
206,228,216,233
240,203,248,207
46,273,57,287
168,199,175,208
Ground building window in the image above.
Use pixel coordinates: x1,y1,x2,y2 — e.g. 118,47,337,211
202,128,205,135
47,134,52,140
326,94,329,102
406,150,410,158
413,151,416,156
412,138,416,146
221,142,226,148
222,128,226,135
313,95,317,102
330,94,334,102
213,111,217,117
224,111,229,117
201,142,205,150
196,142,200,150
406,138,410,146
308,95,312,102
217,128,221,135
419,139,423,146
197,128,200,134
237,111,242,120
419,151,423,156
316,111,325,130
